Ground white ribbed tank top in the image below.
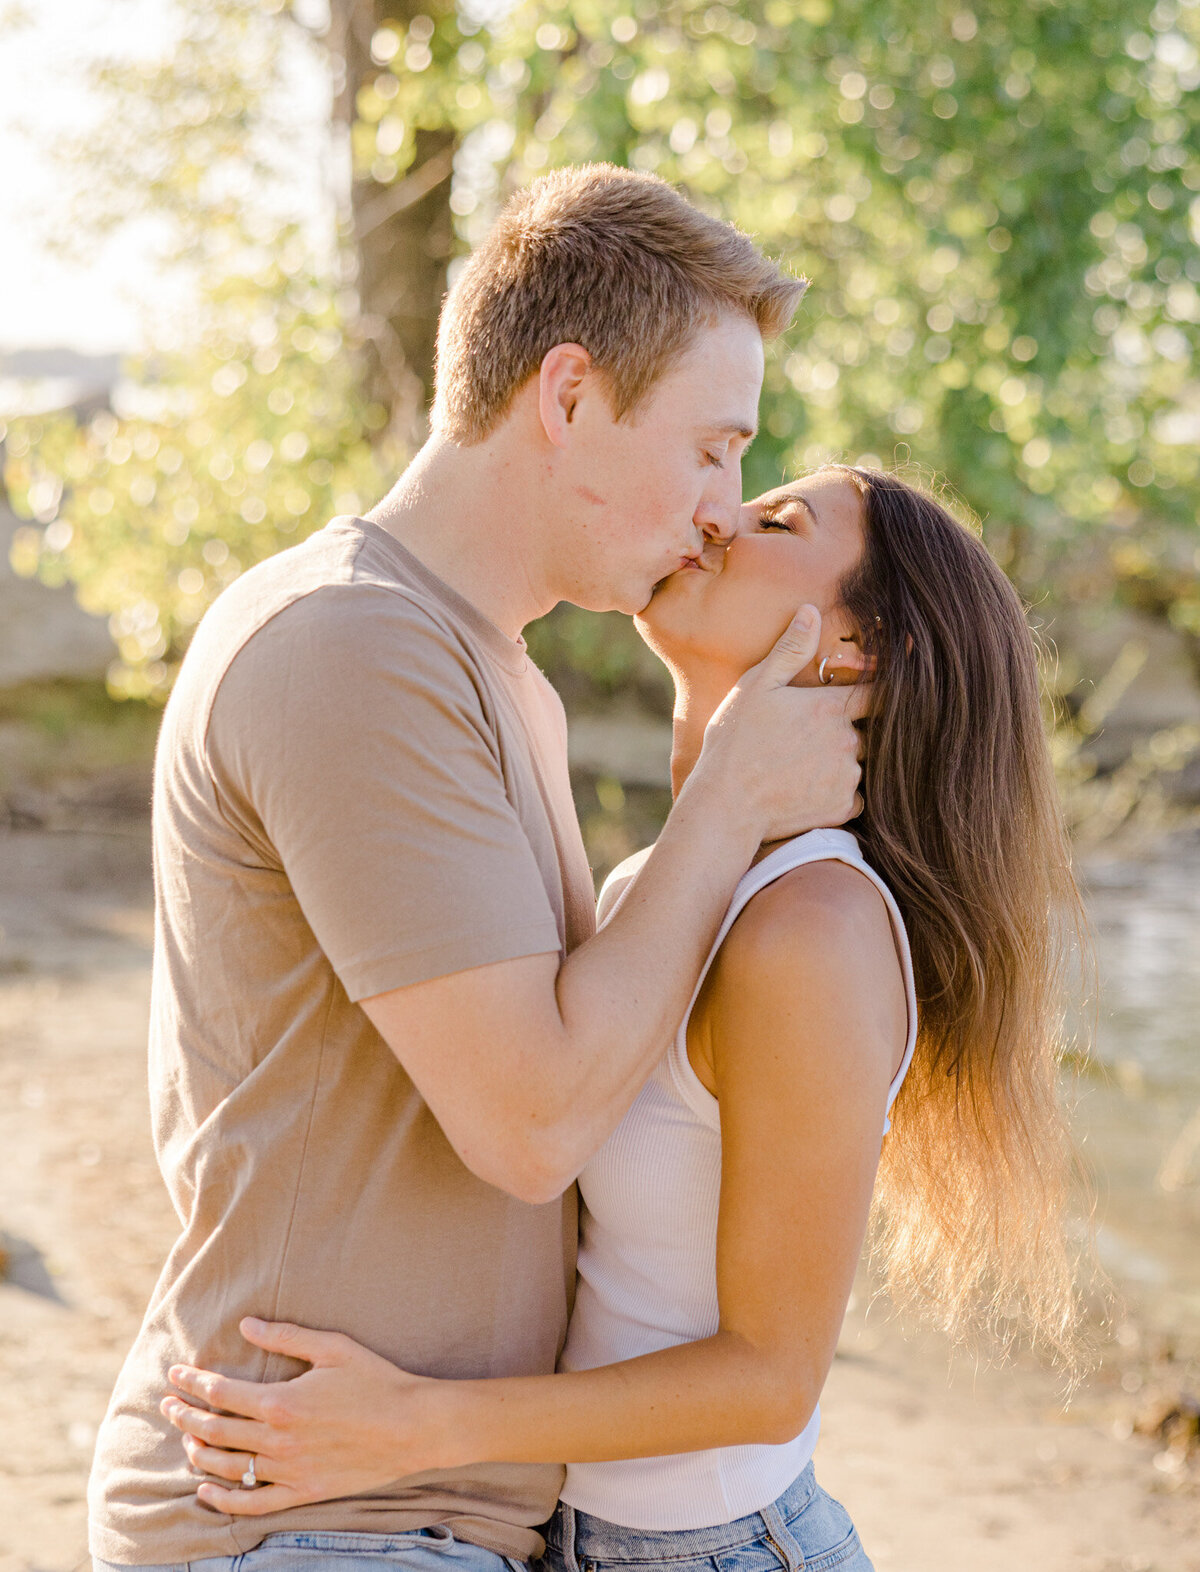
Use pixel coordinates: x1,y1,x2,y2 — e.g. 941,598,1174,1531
558,828,918,1531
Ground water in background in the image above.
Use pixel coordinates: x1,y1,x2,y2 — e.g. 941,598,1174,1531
1081,825,1200,1347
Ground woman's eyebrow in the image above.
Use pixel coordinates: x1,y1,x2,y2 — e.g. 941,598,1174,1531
760,491,820,525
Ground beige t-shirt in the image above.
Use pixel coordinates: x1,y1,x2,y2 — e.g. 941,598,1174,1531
88,518,596,1564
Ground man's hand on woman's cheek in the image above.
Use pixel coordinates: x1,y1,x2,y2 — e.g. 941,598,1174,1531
161,1317,456,1516
700,607,869,837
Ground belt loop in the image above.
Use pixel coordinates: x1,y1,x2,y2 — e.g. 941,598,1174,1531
562,1502,581,1572
759,1501,805,1572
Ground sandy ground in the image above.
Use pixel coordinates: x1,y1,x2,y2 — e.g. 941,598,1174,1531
1,825,1196,1572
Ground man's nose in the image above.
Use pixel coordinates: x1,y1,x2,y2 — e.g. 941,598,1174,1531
695,481,744,546
700,512,740,547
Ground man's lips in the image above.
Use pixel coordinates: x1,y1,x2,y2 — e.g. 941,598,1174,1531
652,553,722,594
677,549,726,573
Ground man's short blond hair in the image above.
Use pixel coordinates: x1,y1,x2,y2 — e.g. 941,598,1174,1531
432,163,806,443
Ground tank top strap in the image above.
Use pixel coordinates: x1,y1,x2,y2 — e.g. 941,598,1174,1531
666,828,918,1132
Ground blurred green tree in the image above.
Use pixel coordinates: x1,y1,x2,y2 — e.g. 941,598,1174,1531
5,261,382,697
5,0,1198,701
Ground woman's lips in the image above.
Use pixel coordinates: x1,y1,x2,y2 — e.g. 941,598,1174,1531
679,553,725,575
653,553,721,594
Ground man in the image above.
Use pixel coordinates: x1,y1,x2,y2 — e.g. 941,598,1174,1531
89,164,862,1571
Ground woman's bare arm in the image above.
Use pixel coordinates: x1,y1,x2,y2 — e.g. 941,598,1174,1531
164,862,906,1513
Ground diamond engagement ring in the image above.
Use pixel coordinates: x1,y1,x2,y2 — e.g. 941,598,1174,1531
241,1454,259,1489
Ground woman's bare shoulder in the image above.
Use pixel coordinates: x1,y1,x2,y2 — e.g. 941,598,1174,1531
596,845,655,927
703,856,908,1081
725,856,898,973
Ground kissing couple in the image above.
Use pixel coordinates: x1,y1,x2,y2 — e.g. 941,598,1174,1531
90,163,1082,1572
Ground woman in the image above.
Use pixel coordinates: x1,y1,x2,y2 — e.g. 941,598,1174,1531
161,466,1084,1569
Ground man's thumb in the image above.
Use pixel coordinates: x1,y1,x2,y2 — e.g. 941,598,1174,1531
752,605,822,686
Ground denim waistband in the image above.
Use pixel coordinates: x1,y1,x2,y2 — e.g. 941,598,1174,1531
546,1464,817,1562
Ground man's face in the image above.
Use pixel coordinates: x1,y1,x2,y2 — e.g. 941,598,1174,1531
549,313,765,615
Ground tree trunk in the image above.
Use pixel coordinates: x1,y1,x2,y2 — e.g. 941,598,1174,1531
328,0,457,448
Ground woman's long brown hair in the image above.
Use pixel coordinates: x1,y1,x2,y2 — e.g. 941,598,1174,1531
836,466,1088,1365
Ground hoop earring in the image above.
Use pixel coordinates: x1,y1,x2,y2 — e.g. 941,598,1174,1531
818,654,835,686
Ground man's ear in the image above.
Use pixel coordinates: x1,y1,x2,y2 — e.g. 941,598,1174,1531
538,343,592,448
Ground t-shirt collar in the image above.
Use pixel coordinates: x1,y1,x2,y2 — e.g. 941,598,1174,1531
347,516,531,677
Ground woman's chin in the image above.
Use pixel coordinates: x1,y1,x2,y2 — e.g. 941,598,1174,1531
633,594,676,643
633,606,701,670
632,608,673,665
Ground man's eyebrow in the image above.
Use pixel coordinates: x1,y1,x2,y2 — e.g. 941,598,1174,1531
707,421,758,441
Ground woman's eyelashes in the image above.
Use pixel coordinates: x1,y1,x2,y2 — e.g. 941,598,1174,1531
757,516,796,532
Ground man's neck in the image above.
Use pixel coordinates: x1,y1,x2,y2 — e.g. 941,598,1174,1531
365,431,556,640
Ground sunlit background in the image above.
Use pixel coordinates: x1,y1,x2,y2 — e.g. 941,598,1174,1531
0,2,1198,1568
0,0,331,353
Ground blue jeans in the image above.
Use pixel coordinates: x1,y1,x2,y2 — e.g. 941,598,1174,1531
535,1465,873,1572
95,1524,528,1572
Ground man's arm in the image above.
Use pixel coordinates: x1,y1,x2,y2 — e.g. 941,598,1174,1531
163,859,904,1510
363,608,865,1203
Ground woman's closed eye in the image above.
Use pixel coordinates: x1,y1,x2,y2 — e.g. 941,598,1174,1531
757,516,797,532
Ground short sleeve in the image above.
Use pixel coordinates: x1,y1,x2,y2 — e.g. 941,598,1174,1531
206,584,563,1000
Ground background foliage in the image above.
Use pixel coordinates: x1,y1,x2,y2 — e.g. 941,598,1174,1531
4,0,1199,704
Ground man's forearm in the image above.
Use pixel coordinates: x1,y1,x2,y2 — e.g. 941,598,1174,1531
536,767,761,1180
372,762,766,1205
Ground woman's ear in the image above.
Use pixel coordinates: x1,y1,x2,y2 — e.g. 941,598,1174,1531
818,636,875,685
841,637,876,678
830,635,880,685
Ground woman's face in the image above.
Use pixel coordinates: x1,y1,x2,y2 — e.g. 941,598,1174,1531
636,468,869,687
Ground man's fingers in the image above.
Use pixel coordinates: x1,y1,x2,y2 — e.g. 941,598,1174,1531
162,1395,266,1454
836,681,872,724
697,605,871,839
745,605,821,689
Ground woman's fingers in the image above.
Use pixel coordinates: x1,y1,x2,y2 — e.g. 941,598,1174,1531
179,1427,314,1517
161,1395,267,1454
167,1364,274,1420
238,1317,354,1367
181,1432,265,1484
166,1326,428,1513
166,1319,350,1430
196,1478,306,1517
